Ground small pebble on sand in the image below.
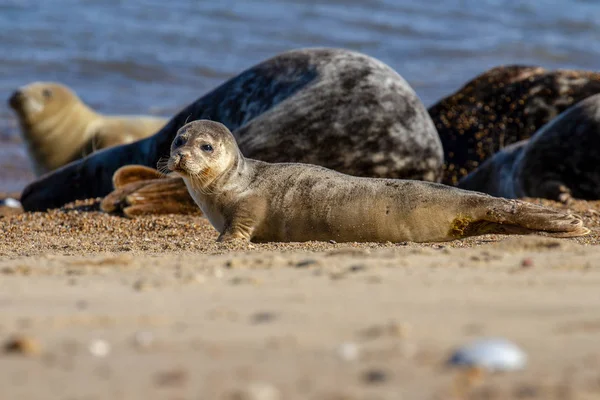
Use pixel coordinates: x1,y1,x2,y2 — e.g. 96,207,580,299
133,331,155,349
230,382,281,400
89,339,111,357
0,198,21,208
362,368,388,384
337,342,360,361
3,335,41,356
448,338,527,371
521,258,534,268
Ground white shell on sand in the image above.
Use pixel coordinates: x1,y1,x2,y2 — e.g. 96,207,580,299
1,198,21,208
448,338,527,371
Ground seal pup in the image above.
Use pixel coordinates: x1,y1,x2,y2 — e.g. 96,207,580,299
8,82,167,176
167,120,589,243
21,48,443,212
458,94,600,202
428,66,600,185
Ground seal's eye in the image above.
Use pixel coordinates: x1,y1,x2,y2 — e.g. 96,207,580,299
201,144,213,153
42,89,52,99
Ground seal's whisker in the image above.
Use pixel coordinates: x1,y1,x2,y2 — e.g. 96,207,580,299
156,157,170,176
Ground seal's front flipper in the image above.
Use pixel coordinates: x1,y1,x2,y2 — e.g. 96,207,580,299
100,167,199,217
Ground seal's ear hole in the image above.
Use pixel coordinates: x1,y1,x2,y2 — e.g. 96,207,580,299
42,89,53,100
201,144,214,153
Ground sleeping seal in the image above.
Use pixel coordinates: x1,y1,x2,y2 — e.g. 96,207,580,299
458,94,600,202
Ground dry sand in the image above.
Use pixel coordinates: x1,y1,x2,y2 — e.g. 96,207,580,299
1,195,600,399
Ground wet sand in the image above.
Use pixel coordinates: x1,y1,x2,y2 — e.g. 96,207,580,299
1,195,600,399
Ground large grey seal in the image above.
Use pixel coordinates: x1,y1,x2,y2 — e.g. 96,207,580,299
428,66,600,185
458,94,600,202
166,120,589,243
8,82,167,176
21,48,443,212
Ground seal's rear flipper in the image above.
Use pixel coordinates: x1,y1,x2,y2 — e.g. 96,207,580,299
482,199,590,238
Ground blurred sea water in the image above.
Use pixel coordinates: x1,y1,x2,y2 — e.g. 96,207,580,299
0,0,599,190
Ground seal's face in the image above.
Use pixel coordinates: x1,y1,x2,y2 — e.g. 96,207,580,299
8,82,79,125
167,120,238,187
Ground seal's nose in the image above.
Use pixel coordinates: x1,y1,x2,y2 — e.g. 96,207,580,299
8,90,23,108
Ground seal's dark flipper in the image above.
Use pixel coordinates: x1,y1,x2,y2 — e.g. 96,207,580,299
112,165,166,188
100,171,199,217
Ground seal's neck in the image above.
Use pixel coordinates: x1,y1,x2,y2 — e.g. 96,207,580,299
21,102,100,176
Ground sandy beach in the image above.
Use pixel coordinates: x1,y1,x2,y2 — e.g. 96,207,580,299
1,195,600,399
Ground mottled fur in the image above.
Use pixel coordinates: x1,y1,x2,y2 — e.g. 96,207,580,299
428,66,600,184
170,120,589,243
21,48,442,212
459,94,600,202
8,82,166,176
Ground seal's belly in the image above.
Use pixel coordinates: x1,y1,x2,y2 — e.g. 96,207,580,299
257,188,456,243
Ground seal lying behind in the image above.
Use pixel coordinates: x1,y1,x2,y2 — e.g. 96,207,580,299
458,94,600,202
8,82,167,176
166,120,589,243
21,48,443,212
428,65,600,185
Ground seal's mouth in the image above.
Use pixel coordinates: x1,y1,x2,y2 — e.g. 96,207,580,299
167,154,190,176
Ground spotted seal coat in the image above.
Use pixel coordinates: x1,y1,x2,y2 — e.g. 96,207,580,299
21,48,443,212
428,66,600,185
458,93,600,202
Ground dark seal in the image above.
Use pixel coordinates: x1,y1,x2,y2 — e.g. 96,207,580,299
458,93,600,202
21,48,442,212
428,66,600,185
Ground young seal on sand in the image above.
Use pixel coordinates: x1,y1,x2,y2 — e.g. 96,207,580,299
458,94,600,202
428,66,600,185
167,120,589,243
8,82,167,176
21,48,443,212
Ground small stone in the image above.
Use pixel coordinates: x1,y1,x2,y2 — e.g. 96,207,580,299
3,335,41,356
251,312,277,324
213,269,224,279
225,259,243,269
329,240,337,244
521,258,534,268
133,279,151,292
231,276,260,285
154,368,188,387
296,259,318,268
362,369,388,384
89,339,111,357
133,331,155,349
448,338,527,372
1,198,21,208
230,382,280,400
348,264,366,273
337,342,359,361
